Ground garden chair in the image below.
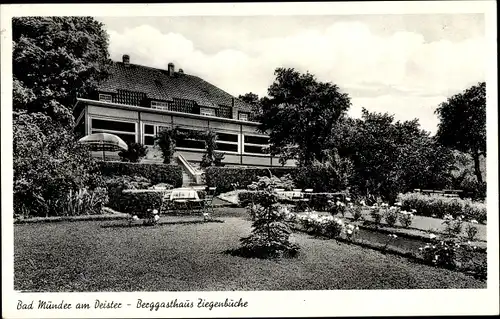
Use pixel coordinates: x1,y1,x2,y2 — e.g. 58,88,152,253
171,189,199,215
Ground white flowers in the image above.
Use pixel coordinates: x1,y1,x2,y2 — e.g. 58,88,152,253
345,197,351,202
429,234,437,240
154,214,160,222
381,203,389,208
359,200,366,206
470,219,478,224
394,202,402,207
152,209,159,215
388,234,398,239
132,215,139,221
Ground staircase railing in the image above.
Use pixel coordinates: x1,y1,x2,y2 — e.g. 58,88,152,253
176,153,203,185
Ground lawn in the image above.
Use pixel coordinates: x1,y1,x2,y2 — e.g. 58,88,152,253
14,215,485,292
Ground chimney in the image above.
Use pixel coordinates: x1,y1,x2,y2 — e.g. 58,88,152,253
168,62,175,76
178,68,184,75
231,97,238,119
122,54,130,65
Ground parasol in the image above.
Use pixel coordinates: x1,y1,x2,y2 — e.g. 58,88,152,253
78,132,128,161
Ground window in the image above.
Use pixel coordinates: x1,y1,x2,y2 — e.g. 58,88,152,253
244,135,269,145
151,101,168,110
244,145,266,154
143,124,156,146
200,107,216,116
238,112,249,121
99,94,112,102
217,143,238,152
217,132,238,143
92,119,136,132
90,118,137,144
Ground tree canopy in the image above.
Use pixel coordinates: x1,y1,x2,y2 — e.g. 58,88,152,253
435,82,486,183
334,109,455,201
256,68,351,165
13,17,112,127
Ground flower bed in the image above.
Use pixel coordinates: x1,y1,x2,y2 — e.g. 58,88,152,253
283,209,487,281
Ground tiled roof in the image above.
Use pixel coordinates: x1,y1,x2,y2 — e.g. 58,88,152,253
98,61,253,112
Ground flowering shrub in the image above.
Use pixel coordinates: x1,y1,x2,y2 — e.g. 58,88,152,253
398,210,415,228
384,206,399,227
442,214,464,237
328,200,347,217
59,187,109,216
350,204,364,222
344,223,360,241
419,236,459,269
464,220,479,241
370,204,384,225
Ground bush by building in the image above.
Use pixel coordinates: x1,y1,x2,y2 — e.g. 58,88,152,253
98,161,183,187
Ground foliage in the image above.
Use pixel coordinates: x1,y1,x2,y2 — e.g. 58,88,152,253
200,130,225,168
435,82,486,183
98,161,182,187
328,200,347,217
118,142,148,163
59,187,109,216
398,210,415,228
12,17,111,127
13,112,104,218
369,205,385,226
442,214,464,237
384,206,400,227
247,174,296,191
256,68,351,165
154,127,181,164
119,190,164,218
237,180,299,259
205,167,297,194
293,156,352,193
397,193,486,223
350,205,364,222
295,212,359,240
464,220,479,241
334,110,455,202
104,175,152,212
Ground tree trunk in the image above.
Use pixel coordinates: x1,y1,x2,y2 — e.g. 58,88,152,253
472,151,483,184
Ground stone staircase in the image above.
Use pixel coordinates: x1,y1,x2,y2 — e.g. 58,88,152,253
181,170,196,187
176,153,204,187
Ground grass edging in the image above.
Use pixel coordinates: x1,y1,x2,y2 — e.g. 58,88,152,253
14,214,129,224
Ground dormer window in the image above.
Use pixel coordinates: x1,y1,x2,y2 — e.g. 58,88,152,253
200,107,216,117
99,94,112,103
238,112,249,121
151,100,168,110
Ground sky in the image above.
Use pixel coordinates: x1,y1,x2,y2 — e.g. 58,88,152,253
97,14,486,134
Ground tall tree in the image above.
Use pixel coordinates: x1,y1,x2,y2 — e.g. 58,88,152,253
435,82,486,183
256,68,351,165
13,17,112,127
238,92,259,105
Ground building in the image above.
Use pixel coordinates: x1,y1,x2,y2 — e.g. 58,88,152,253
73,54,295,172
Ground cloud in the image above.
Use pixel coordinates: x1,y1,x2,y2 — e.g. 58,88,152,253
105,20,485,133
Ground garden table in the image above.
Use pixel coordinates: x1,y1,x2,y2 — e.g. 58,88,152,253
165,188,203,214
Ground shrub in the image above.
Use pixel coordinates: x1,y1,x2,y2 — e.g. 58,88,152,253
397,192,486,223
293,160,351,193
442,214,464,237
98,161,182,187
384,206,399,227
206,167,297,194
350,205,364,222
59,187,109,216
464,220,479,241
247,174,296,191
370,206,384,225
118,142,148,163
237,184,299,259
398,210,414,228
104,175,152,212
119,190,164,218
13,112,104,218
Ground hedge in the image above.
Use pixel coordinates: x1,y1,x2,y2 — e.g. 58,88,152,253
238,191,346,211
397,192,487,224
98,161,182,187
118,190,164,217
205,167,298,194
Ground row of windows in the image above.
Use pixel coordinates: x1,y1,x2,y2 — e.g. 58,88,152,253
98,94,251,121
89,118,267,154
